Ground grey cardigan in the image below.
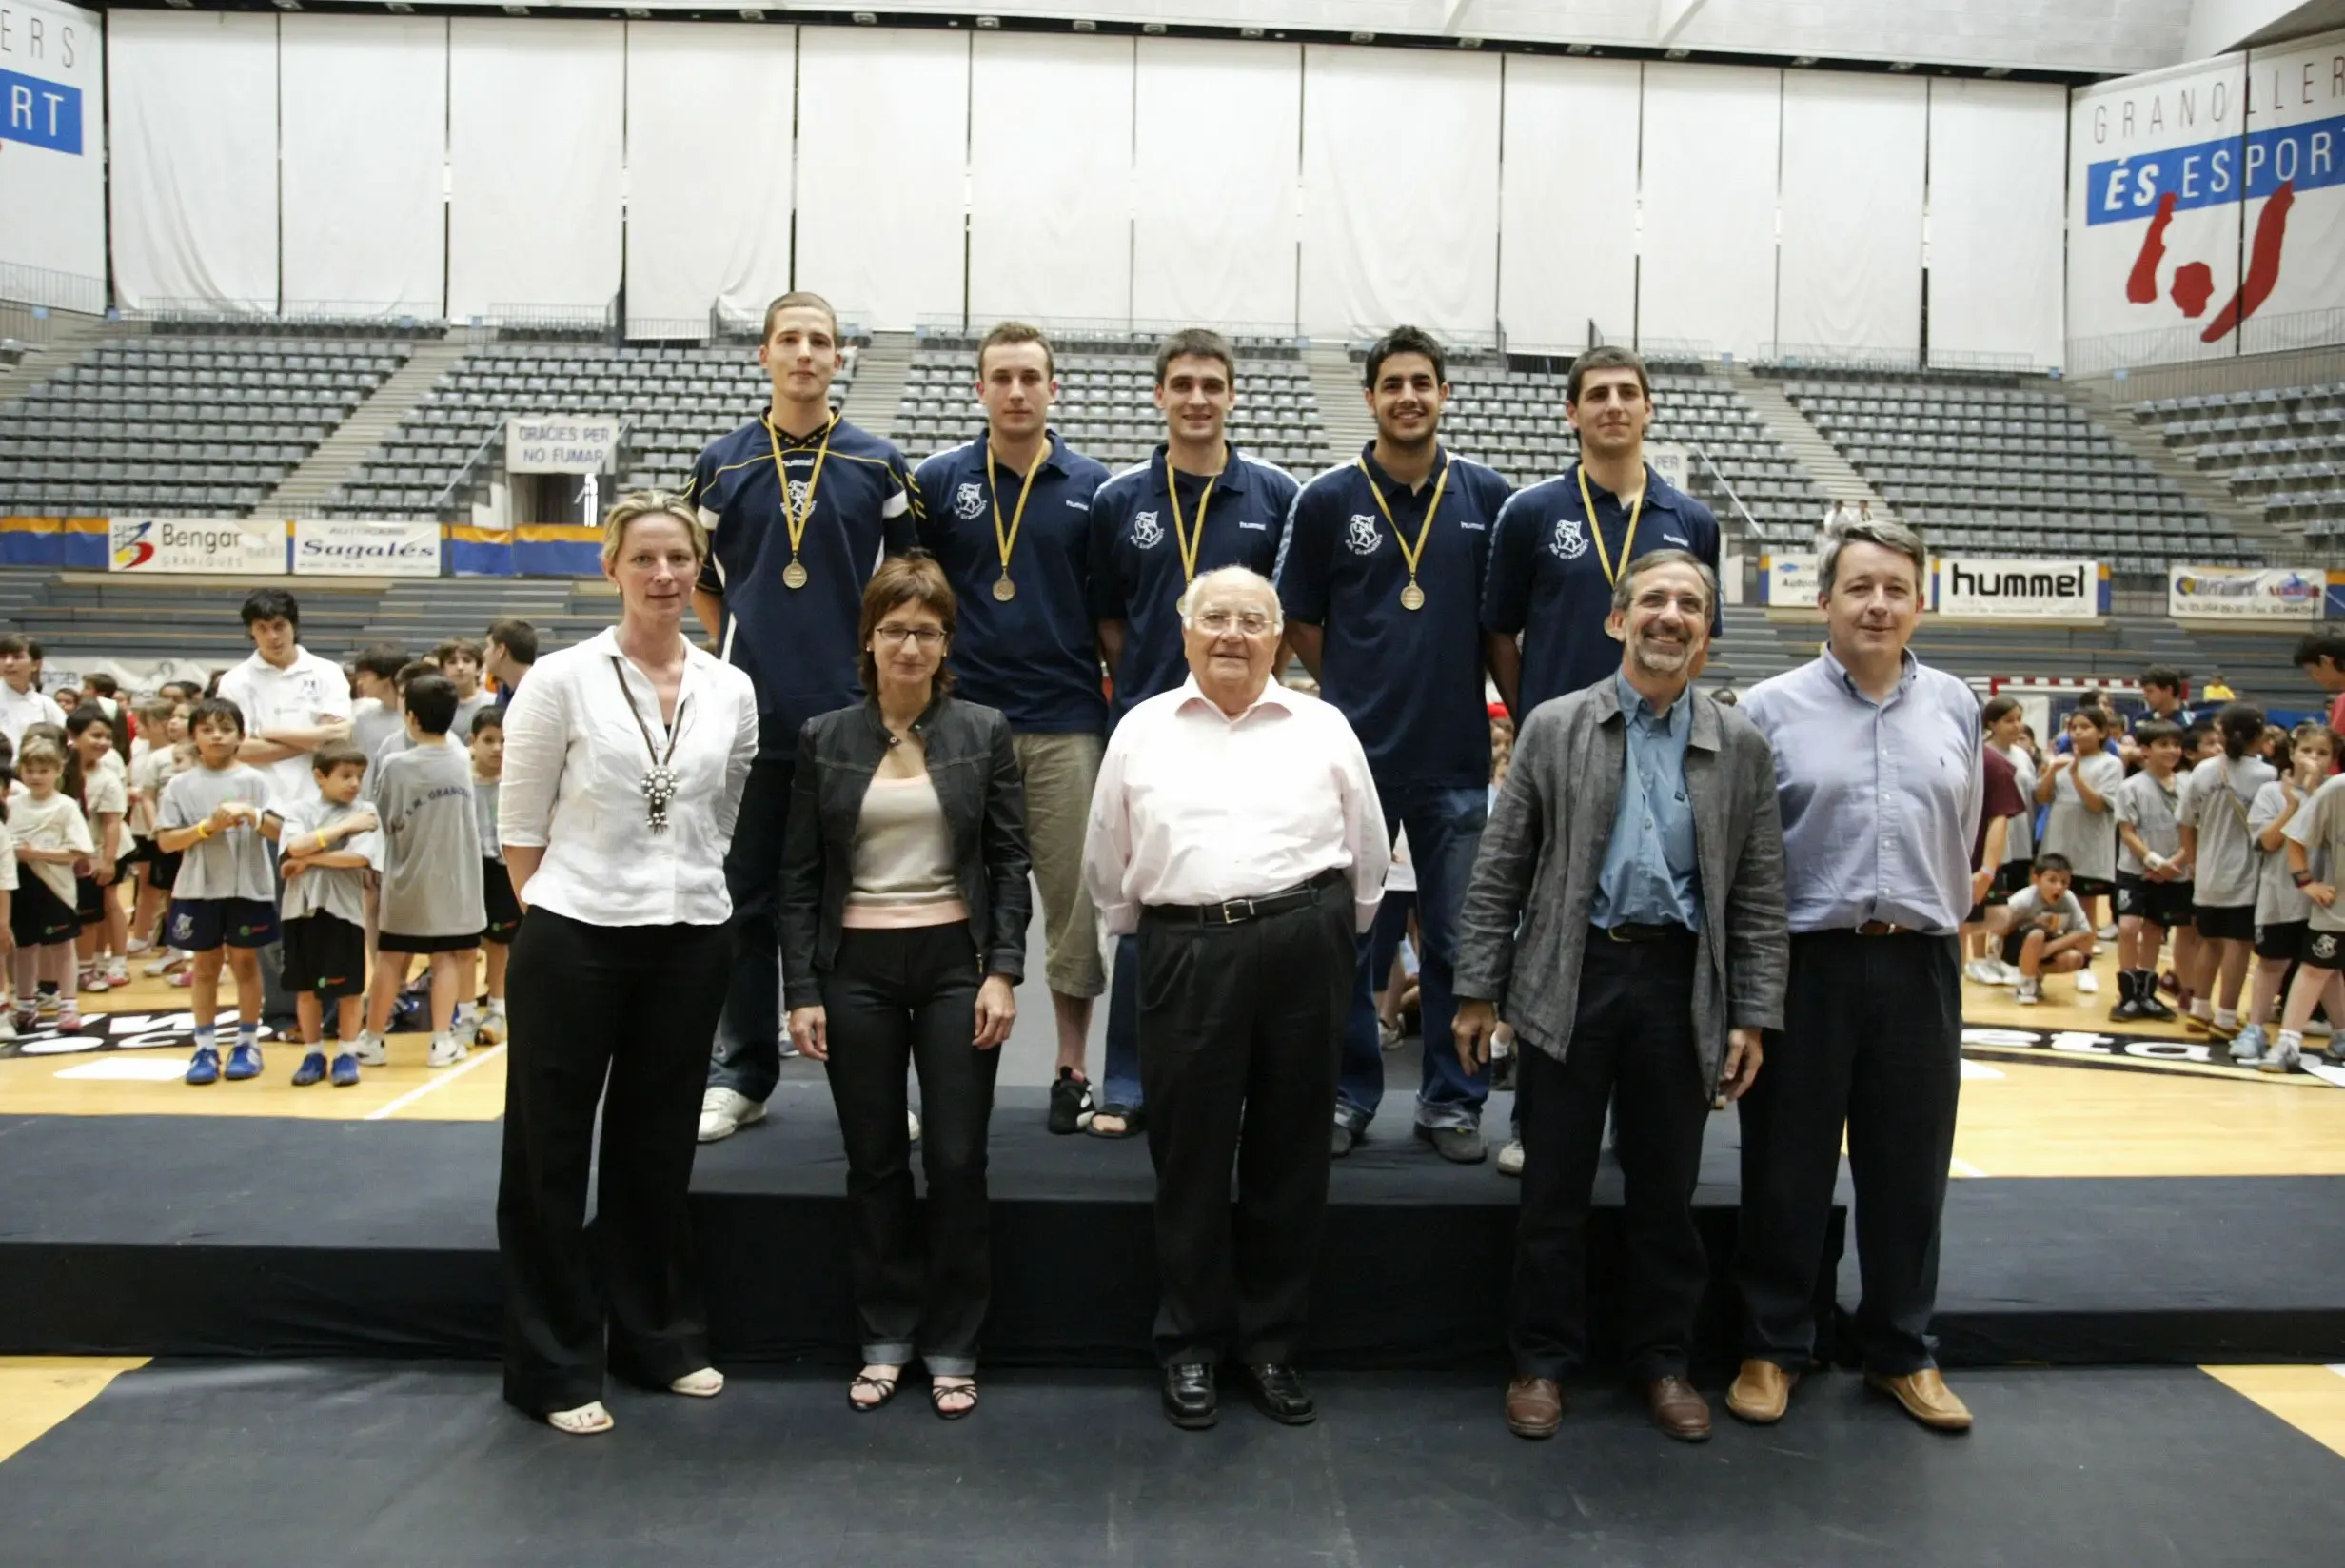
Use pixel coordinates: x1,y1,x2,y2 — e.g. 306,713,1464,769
1453,677,1789,1093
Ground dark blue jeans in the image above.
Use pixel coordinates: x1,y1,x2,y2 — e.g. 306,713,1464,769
1101,932,1143,1111
1335,783,1488,1135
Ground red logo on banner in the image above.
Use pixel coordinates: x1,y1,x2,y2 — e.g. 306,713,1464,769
2124,182,2296,342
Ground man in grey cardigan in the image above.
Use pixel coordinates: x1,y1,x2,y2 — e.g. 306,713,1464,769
1453,549,1787,1443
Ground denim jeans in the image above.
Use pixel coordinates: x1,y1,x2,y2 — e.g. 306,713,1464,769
1100,932,1143,1111
1335,782,1489,1134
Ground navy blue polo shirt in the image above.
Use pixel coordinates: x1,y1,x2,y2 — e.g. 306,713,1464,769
914,430,1111,734
1088,443,1299,721
1275,443,1512,790
688,411,917,754
1482,461,1722,720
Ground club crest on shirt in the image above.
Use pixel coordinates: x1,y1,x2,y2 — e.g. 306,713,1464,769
2316,932,2340,964
1344,515,1381,557
1132,511,1164,549
1549,517,1588,560
953,481,987,521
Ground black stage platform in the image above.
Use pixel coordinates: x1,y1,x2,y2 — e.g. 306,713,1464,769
3,1088,2341,1369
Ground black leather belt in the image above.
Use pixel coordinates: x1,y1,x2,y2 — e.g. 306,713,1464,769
1594,921,1694,944
1149,867,1344,926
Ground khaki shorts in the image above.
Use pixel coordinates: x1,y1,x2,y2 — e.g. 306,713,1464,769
1013,729,1107,998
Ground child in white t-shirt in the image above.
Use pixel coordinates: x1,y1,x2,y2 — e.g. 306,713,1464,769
9,736,96,1032
1989,853,2098,1007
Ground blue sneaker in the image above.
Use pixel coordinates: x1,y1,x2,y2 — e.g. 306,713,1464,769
225,1043,264,1081
2230,1024,2266,1065
329,1052,360,1088
186,1046,221,1086
291,1050,327,1087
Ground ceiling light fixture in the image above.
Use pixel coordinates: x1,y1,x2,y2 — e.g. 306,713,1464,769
853,11,878,25
1889,60,1917,71
1073,18,1096,30
1664,47,1688,60
1142,21,1166,33
1790,55,1817,68
1983,65,2012,77
975,14,1000,27
1566,42,1592,55
1351,31,1376,44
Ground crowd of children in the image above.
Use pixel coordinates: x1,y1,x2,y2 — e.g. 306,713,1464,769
0,606,538,1089
1961,673,2345,1074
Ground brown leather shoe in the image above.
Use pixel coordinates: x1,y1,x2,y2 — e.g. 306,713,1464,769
1724,1359,1799,1424
1865,1368,1973,1432
1504,1376,1563,1439
1645,1376,1711,1441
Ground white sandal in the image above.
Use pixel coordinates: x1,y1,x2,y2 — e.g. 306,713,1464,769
668,1367,725,1399
546,1401,614,1435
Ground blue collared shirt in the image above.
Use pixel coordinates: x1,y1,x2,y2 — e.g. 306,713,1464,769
914,430,1112,734
1088,443,1299,721
1274,443,1513,789
1742,648,1984,935
687,411,917,754
1482,461,1722,716
1591,672,1702,930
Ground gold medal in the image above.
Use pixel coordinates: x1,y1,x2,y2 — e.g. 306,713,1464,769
766,413,837,594
1575,461,1647,587
1399,581,1426,611
989,440,1049,598
1356,452,1450,613
992,577,1016,602
782,559,809,590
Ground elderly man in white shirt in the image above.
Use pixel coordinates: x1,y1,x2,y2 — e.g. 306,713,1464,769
1084,564,1389,1434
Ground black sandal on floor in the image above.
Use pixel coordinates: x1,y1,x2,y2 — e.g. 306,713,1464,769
1086,1104,1144,1139
929,1381,979,1421
848,1371,902,1412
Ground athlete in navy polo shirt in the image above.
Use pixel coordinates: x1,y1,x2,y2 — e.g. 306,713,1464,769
915,322,1113,1135
1483,344,1722,721
1085,326,1301,1136
688,290,918,1143
1276,324,1514,1164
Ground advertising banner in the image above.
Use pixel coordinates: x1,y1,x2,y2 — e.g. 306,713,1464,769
1763,552,1819,607
0,0,106,304
291,518,441,577
505,413,621,475
2166,564,2326,619
2238,29,2345,349
107,517,285,576
1933,557,2107,618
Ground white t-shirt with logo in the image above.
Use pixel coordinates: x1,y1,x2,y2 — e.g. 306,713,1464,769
214,647,355,809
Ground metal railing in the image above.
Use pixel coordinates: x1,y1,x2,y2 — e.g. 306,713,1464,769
0,263,107,317
432,422,509,517
1756,342,1924,373
2067,307,2345,378
1685,441,1760,539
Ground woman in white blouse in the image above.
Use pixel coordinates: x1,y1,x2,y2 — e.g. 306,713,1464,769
494,493,759,1437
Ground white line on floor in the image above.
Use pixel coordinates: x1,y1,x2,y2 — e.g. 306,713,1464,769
1949,1157,1990,1179
365,1045,506,1122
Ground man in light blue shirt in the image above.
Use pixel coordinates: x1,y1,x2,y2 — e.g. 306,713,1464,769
1728,517,1984,1438
1592,672,1701,931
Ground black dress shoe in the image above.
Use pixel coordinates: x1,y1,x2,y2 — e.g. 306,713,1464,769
1162,1363,1217,1430
1242,1363,1316,1425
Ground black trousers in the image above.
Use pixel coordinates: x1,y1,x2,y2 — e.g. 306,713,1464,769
1734,931,1962,1376
819,922,997,1375
1512,932,1712,1383
497,909,730,1416
708,754,793,1104
1138,883,1355,1367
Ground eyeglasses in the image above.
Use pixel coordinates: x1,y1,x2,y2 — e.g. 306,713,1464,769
875,624,947,648
1192,609,1276,636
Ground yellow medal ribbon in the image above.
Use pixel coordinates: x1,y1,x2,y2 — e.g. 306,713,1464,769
1164,451,1220,585
765,412,838,589
988,438,1050,602
1355,452,1451,611
1575,461,1646,587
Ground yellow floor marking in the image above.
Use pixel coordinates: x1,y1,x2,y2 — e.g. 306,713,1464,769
2202,1365,2345,1460
0,1358,149,1465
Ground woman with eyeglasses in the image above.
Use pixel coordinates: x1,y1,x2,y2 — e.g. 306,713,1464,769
779,549,1031,1421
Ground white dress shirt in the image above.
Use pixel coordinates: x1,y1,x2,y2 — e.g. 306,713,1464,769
0,683,66,754
499,626,760,927
1083,676,1389,936
214,646,356,808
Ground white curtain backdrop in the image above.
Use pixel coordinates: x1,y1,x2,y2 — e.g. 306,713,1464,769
108,10,279,312
623,23,796,337
1776,71,1927,357
1637,62,1782,359
279,15,446,319
1927,79,2067,366
969,34,1133,323
1299,45,1500,337
796,29,969,332
1132,38,1300,331
1496,56,1642,352
446,18,624,323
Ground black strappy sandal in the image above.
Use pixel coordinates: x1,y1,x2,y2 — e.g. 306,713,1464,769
929,1381,978,1421
848,1371,902,1412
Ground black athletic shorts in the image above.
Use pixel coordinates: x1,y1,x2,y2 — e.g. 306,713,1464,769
1993,861,2034,897
281,912,366,1002
168,896,279,951
2194,903,2256,944
2255,919,2309,963
482,858,523,946
379,928,482,955
2304,928,2345,973
2115,872,2194,931
75,874,106,927
10,876,81,946
2000,921,2085,967
2067,874,2116,900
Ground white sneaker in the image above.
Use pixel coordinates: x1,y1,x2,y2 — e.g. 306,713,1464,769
144,951,188,978
2097,924,2119,942
908,1109,923,1143
351,1030,388,1067
0,1013,15,1041
2075,970,2100,994
2016,978,2043,1005
104,958,129,988
1962,959,2001,986
2304,1017,2333,1038
1995,961,2026,986
1496,1138,1525,1177
2259,1036,2302,1074
698,1087,767,1144
427,1031,469,1068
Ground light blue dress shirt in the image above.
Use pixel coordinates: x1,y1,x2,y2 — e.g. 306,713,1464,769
1741,648,1984,935
1590,672,1702,930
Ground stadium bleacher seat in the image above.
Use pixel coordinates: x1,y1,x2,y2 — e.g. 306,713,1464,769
2129,382,2345,542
